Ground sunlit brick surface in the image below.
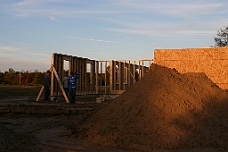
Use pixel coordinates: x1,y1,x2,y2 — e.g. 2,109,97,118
154,47,228,89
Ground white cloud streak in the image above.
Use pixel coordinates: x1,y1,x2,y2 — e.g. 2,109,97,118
66,36,125,44
0,46,20,52
110,1,223,16
106,20,221,38
0,51,50,72
5,0,226,36
7,0,224,19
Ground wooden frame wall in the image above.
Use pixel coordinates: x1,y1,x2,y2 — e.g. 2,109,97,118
51,53,153,96
108,60,153,94
51,53,96,97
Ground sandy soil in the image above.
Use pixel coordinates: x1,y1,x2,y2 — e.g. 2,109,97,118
80,64,228,152
1,97,225,152
0,96,134,152
0,64,227,152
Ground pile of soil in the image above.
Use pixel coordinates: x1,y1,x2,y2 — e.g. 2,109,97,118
80,64,228,151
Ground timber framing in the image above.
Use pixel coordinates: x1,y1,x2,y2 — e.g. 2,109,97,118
50,53,153,97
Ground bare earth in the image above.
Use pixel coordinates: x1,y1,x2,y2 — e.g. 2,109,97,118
80,64,228,152
0,96,132,152
0,64,227,152
0,97,225,152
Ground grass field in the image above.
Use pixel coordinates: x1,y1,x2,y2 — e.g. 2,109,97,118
0,85,41,99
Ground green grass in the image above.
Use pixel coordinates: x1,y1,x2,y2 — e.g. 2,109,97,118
0,85,41,99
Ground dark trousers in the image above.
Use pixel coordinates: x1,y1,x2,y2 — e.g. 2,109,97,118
44,86,50,101
64,88,69,97
69,88,76,104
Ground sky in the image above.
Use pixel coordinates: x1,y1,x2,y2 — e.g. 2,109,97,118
0,0,228,72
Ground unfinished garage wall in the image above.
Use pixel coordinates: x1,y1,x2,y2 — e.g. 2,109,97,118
154,47,228,89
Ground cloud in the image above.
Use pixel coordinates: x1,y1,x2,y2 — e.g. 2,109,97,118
0,52,50,72
110,0,223,15
0,46,20,52
49,16,61,22
0,59,49,72
108,28,215,37
8,0,122,18
4,0,226,20
0,46,51,71
22,52,50,57
0,24,15,28
106,20,219,38
66,36,125,44
5,0,227,32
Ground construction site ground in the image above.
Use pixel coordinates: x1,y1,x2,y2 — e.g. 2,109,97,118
0,93,128,152
0,81,227,152
0,97,223,152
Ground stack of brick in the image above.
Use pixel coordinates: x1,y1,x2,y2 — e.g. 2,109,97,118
154,47,228,89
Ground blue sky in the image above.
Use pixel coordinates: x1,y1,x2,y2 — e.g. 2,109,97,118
0,0,227,72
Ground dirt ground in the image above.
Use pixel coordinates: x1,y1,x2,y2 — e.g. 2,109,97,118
0,95,135,152
1,97,225,152
0,62,228,152
79,64,228,152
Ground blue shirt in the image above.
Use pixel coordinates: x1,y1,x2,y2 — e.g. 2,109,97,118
68,74,80,88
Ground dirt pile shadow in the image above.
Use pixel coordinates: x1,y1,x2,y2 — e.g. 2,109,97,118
79,64,228,151
172,96,228,149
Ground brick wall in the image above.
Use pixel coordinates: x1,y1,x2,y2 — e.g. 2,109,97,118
154,47,228,89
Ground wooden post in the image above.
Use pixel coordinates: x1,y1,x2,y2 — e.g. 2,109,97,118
119,62,123,90
138,61,141,79
91,61,96,94
109,60,114,93
36,86,44,101
51,53,55,97
95,61,99,94
105,61,107,94
118,62,121,90
133,61,136,84
142,60,145,78
128,61,131,87
82,58,86,94
52,66,70,103
100,61,103,93
123,61,126,91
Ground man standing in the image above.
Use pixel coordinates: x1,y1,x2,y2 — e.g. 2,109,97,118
68,71,80,104
43,70,51,101
62,72,69,97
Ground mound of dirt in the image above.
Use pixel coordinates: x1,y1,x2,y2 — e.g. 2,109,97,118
80,64,228,151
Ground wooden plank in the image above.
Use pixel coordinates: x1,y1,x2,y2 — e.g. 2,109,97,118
36,86,44,101
109,60,114,92
119,62,123,90
52,67,70,103
133,61,136,84
105,61,107,94
51,53,55,97
95,61,99,94
142,61,145,78
82,58,86,94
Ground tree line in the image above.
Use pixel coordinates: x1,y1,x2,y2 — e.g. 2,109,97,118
0,68,46,85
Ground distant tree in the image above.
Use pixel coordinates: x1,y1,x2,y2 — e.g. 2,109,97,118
33,72,45,84
214,26,228,47
8,68,15,74
24,71,32,84
0,70,45,85
3,72,11,84
0,72,3,84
